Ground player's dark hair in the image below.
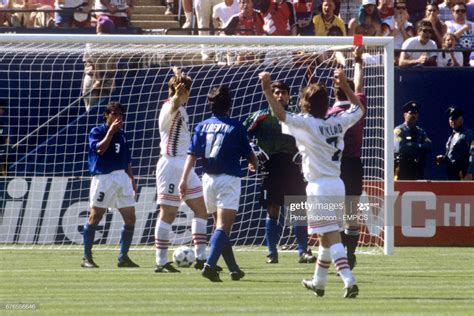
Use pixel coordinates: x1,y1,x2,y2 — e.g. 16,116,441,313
271,81,290,94
103,101,125,122
168,67,192,97
333,79,355,101
208,85,231,115
299,84,328,118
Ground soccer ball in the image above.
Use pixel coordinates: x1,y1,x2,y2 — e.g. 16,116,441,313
172,246,195,268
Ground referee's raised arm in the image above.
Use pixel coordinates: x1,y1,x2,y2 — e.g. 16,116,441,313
258,72,286,122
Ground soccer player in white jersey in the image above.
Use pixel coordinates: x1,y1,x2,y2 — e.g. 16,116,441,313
154,68,209,273
259,68,365,298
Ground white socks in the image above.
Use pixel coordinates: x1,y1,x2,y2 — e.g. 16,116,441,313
192,217,207,260
313,245,331,288
155,220,171,266
330,242,356,288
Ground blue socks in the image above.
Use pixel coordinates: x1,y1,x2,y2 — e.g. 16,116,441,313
294,225,308,256
207,229,226,268
83,223,96,259
119,224,135,261
222,241,239,272
207,229,239,271
265,217,280,256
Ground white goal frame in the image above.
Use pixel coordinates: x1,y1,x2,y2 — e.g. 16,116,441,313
0,34,394,255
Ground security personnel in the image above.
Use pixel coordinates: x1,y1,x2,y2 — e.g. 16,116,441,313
394,101,432,180
436,107,472,180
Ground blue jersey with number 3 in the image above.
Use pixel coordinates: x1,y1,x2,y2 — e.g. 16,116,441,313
88,124,131,175
189,115,252,177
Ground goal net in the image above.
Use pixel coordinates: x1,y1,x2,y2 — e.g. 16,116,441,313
0,35,394,254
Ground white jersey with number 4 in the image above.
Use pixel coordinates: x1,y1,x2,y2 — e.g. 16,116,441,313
281,105,363,182
159,100,191,157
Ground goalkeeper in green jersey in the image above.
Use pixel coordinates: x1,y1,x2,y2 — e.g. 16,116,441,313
244,80,316,264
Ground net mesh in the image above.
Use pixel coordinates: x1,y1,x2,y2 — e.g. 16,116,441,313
0,38,387,253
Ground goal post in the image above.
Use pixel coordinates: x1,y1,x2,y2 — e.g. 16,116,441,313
0,34,394,255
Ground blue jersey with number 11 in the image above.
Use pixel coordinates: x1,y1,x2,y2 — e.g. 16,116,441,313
189,115,252,177
88,124,131,175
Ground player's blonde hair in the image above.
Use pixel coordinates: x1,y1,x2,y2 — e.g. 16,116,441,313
168,67,192,97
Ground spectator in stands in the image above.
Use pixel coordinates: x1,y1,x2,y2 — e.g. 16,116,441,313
348,0,382,36
82,15,117,110
11,0,55,28
439,0,456,22
313,0,346,36
405,0,426,24
164,0,173,15
424,2,447,47
224,0,264,36
195,0,224,61
399,20,438,67
30,0,55,28
10,0,30,27
382,0,414,52
445,2,474,40
55,0,93,28
195,0,223,34
212,0,239,33
291,0,316,36
466,0,474,22
394,101,432,180
0,100,9,176
213,0,239,64
0,0,13,27
95,0,134,28
224,0,264,64
436,106,472,180
181,0,193,28
438,32,464,66
338,0,360,26
260,0,297,36
378,0,394,20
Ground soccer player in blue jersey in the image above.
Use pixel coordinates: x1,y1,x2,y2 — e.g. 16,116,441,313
179,85,258,282
82,101,139,268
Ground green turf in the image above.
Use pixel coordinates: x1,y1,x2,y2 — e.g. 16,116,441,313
0,247,473,315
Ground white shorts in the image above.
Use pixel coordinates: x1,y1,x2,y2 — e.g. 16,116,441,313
202,173,240,214
156,155,203,207
89,170,135,209
306,177,344,235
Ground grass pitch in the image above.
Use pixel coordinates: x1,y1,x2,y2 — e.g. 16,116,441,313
1,247,472,315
